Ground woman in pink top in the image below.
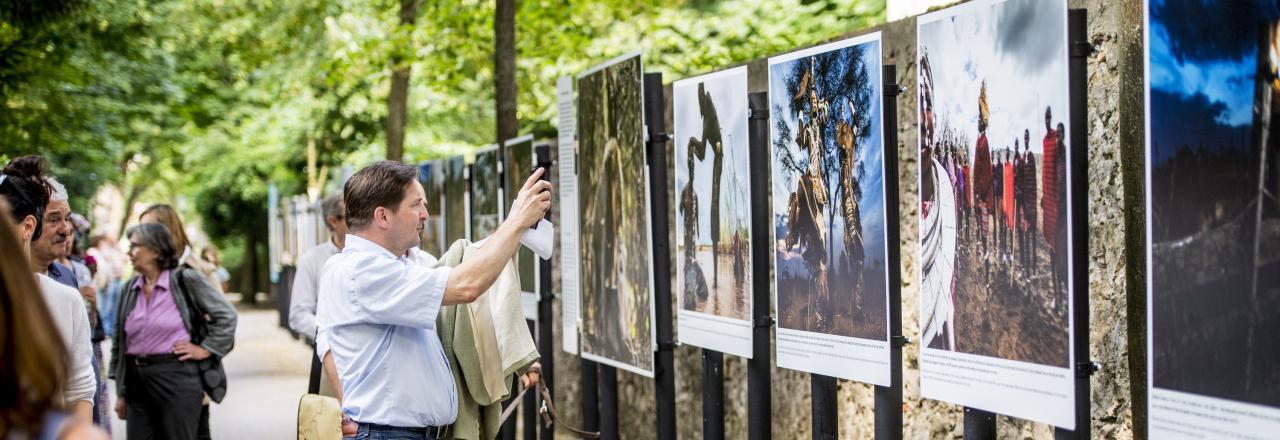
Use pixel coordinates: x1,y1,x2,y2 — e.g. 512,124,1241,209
109,223,236,440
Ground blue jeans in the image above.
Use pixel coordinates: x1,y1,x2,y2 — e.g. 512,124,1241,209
343,423,435,440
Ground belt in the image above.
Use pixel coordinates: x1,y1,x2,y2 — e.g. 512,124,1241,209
127,353,182,367
360,422,450,439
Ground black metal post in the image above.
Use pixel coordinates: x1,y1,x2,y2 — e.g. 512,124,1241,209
747,91,774,440
964,408,997,439
536,143,555,440
524,320,538,440
644,71,677,440
702,350,725,440
581,359,600,438
811,375,838,440
875,64,906,440
599,364,620,440
1056,9,1096,440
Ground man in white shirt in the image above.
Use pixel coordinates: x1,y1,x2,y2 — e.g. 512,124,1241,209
316,161,550,439
289,193,345,395
0,157,96,422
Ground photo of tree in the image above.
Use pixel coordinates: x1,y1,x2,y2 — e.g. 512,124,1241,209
577,53,654,375
917,0,1072,368
505,136,538,294
418,160,445,256
470,146,501,240
1147,0,1280,408
443,155,468,246
770,36,889,342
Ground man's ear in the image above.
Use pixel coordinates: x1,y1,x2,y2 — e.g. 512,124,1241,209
373,206,390,230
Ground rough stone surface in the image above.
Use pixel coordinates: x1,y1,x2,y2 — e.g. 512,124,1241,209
545,1,1145,438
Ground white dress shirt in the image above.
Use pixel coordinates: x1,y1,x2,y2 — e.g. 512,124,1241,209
38,273,96,407
315,234,456,428
289,240,339,343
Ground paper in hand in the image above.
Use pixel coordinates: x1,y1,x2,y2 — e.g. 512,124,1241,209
520,219,554,260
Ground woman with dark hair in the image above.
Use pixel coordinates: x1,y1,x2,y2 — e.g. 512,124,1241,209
138,204,223,294
0,199,107,440
111,223,237,440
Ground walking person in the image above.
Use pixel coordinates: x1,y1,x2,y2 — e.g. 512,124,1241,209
111,222,237,440
288,194,346,396
317,161,550,440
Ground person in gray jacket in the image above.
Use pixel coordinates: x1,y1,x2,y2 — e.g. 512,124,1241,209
109,223,237,440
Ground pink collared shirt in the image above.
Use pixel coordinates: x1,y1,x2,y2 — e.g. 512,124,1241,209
125,270,192,355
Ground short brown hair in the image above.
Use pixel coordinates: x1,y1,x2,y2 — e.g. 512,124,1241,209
139,204,190,251
344,161,418,231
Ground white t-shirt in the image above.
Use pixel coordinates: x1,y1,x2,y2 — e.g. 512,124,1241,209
37,273,95,407
289,240,340,345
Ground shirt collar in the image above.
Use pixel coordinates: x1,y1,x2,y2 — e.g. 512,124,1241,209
343,234,401,260
135,269,172,292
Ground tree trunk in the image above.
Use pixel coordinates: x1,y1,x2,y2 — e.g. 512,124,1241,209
385,0,422,162
494,0,518,144
241,225,261,305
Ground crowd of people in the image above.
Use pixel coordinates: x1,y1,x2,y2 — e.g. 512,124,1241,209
0,154,237,439
2,152,551,440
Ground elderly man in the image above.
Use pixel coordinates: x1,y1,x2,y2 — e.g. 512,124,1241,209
1,156,96,423
317,161,550,439
289,193,346,395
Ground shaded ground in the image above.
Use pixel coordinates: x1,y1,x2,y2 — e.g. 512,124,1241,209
1153,218,1280,407
776,249,887,340
944,218,1070,367
683,247,750,321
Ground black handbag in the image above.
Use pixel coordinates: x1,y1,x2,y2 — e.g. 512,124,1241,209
175,267,229,403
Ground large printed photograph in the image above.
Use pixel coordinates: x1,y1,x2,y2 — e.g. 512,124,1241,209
577,53,654,375
770,36,889,341
1146,0,1280,408
443,155,468,246
470,146,501,240
505,136,538,295
419,160,445,256
917,0,1072,368
675,67,752,323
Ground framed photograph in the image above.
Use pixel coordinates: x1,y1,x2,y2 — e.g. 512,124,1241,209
1144,0,1280,437
576,52,655,377
769,32,891,384
916,0,1075,428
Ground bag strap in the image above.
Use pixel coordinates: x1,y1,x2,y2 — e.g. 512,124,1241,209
173,267,209,341
496,375,600,439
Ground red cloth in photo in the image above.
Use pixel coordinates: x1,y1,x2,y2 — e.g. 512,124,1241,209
1041,128,1060,249
973,134,993,209
1003,161,1014,226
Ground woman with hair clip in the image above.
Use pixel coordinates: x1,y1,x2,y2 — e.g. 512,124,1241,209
0,198,107,439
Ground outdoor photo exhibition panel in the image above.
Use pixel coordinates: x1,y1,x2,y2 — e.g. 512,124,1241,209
673,66,754,359
1144,0,1280,437
418,160,445,256
916,0,1076,428
768,32,892,385
576,52,656,377
470,145,502,241
443,155,468,247
557,76,581,355
504,134,541,321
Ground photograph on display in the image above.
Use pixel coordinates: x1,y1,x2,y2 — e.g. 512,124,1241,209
674,66,753,357
1146,0,1280,416
443,155,468,246
770,37,889,341
470,146,502,240
419,161,445,256
917,0,1072,368
504,136,538,295
577,52,654,375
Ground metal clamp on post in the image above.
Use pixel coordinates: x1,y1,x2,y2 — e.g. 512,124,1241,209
748,107,769,120
753,316,775,329
1076,361,1101,378
884,82,903,97
1071,41,1094,59
890,335,911,348
656,341,678,351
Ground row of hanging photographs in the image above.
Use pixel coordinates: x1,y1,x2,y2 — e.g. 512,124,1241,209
412,0,1279,436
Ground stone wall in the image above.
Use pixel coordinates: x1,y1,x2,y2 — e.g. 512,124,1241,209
544,0,1146,438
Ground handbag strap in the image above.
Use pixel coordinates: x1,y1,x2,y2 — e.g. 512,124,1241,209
173,267,209,340
496,375,600,439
